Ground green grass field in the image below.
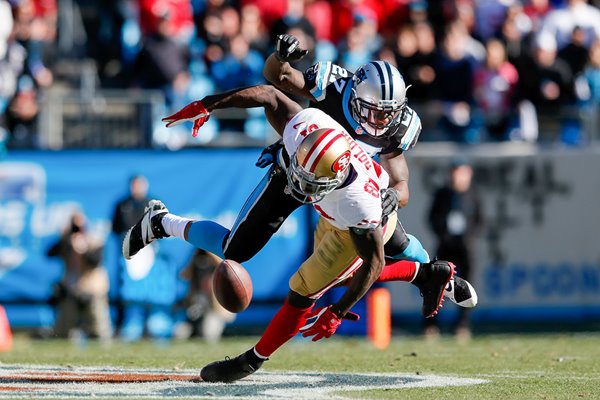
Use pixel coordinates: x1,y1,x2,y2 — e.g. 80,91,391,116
2,332,600,399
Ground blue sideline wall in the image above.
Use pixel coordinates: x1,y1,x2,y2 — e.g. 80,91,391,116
1,147,599,331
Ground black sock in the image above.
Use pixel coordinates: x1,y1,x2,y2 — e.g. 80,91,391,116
412,262,431,286
244,348,265,370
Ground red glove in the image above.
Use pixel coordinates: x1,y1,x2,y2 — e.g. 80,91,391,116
299,306,360,342
162,101,210,137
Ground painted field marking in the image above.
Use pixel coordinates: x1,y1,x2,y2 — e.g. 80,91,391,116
0,365,487,399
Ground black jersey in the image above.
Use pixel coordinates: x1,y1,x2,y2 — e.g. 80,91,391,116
303,61,422,156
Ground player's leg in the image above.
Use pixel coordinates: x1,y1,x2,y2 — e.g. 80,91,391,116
123,164,301,261
200,219,360,382
121,198,228,259
383,218,430,263
382,220,454,318
199,289,314,383
184,166,294,260
222,164,303,262
381,222,477,312
246,221,362,361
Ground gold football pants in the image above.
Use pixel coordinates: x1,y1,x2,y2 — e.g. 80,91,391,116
289,212,397,300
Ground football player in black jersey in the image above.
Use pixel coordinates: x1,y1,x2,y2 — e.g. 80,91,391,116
161,36,423,264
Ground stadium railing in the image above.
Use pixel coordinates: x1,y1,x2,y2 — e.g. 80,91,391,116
38,88,165,149
36,88,598,149
36,88,279,149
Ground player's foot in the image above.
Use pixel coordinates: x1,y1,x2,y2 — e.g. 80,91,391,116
445,276,478,308
122,200,169,260
415,260,455,318
200,350,264,383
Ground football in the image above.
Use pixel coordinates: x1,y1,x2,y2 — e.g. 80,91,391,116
212,259,253,313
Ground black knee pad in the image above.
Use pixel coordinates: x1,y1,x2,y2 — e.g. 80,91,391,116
287,290,315,308
384,220,410,256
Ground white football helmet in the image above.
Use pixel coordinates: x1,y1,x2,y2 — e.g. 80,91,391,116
350,61,408,138
287,128,352,204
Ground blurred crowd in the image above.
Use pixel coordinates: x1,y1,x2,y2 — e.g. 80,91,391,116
1,0,600,148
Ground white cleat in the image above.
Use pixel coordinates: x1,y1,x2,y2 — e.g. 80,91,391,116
445,276,478,308
122,200,169,260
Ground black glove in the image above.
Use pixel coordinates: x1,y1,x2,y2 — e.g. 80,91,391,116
255,140,284,168
381,188,400,225
275,34,308,62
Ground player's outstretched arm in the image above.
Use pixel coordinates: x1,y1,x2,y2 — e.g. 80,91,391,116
203,85,303,134
163,85,303,136
330,227,385,318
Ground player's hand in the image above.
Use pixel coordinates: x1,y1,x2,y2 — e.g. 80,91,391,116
299,306,360,342
275,34,308,62
162,101,210,137
255,140,283,168
381,188,400,225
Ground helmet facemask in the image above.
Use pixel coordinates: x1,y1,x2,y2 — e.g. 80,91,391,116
351,92,407,138
287,155,346,204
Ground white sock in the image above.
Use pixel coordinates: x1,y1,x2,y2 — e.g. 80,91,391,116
161,213,193,240
409,262,421,283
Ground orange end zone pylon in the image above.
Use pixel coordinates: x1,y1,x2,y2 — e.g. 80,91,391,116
0,305,13,352
367,287,391,349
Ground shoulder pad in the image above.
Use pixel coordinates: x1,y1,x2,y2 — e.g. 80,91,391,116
304,62,351,101
396,106,422,151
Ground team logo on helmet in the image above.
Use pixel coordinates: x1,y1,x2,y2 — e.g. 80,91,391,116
332,150,351,172
355,67,367,84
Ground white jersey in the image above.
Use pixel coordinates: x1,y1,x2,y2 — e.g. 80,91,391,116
283,108,389,230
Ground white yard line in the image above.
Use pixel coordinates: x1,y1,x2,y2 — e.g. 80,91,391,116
0,365,488,399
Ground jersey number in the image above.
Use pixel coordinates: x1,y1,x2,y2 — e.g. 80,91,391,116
364,179,380,198
300,124,319,137
331,65,348,78
330,65,348,93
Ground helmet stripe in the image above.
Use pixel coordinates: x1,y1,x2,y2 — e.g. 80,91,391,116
309,133,347,173
383,61,394,102
370,61,388,101
302,128,334,169
305,131,347,174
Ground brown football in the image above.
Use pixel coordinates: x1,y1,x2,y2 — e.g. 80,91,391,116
212,259,253,313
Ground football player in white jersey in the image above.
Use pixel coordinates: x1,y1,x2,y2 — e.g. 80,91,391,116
200,125,415,383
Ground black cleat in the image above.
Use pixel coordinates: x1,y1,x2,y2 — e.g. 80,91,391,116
122,200,169,260
200,351,264,383
415,260,455,318
445,276,478,308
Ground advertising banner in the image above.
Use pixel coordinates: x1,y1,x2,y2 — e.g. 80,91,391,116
0,150,311,326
